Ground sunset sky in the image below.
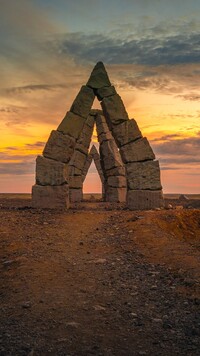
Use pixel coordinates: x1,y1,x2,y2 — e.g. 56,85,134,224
0,0,200,194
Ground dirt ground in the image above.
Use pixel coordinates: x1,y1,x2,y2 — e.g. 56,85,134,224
0,195,200,356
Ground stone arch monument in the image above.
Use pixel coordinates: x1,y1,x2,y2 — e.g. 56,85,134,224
32,62,164,210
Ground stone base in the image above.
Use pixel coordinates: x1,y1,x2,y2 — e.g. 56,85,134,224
69,188,83,202
127,190,164,210
36,155,68,186
32,184,69,209
107,176,127,188
105,187,126,203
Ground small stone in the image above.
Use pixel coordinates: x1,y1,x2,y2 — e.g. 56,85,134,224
65,321,80,328
130,313,138,318
22,302,31,309
152,318,162,323
94,305,106,311
94,259,107,264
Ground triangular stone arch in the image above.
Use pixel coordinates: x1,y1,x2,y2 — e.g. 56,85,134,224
81,144,105,201
32,62,164,210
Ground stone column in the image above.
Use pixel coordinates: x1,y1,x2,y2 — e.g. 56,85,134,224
96,113,127,203
32,85,95,208
68,113,95,202
101,93,164,210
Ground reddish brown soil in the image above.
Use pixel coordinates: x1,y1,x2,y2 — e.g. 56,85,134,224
0,196,200,355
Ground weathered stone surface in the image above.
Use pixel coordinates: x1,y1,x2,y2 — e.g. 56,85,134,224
101,94,129,127
90,145,98,156
90,109,103,116
75,143,88,155
98,131,113,144
69,166,82,177
120,138,155,163
69,175,83,189
126,161,162,190
57,112,85,140
86,62,111,89
77,124,94,149
105,166,126,177
107,176,127,188
96,114,110,136
82,156,92,179
96,86,116,101
69,188,83,203
94,161,104,183
105,187,126,203
127,189,164,210
70,85,95,118
112,119,142,147
36,155,68,186
85,114,95,127
69,150,87,171
43,130,75,163
100,139,123,171
32,184,69,209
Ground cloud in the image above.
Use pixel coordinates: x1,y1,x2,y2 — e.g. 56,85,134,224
151,134,200,168
56,29,200,66
0,105,26,113
152,134,181,142
4,84,68,95
175,93,200,101
0,162,35,175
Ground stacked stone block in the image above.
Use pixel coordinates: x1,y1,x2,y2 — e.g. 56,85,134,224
98,75,163,210
32,86,95,208
96,113,127,203
82,144,105,199
32,61,163,210
68,112,95,202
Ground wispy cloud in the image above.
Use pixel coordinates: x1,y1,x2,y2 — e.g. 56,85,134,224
4,84,68,95
175,93,200,101
151,133,200,168
56,28,200,66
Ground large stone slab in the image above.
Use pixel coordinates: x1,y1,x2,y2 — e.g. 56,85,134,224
69,150,87,171
77,119,94,149
105,187,126,203
98,131,113,144
70,85,95,118
36,155,68,186
112,119,142,147
96,114,110,136
75,143,88,155
57,111,85,140
120,138,155,163
104,166,126,177
127,190,164,210
96,86,116,101
82,156,92,180
32,184,69,209
101,94,129,127
86,62,111,89
100,139,123,171
126,161,162,190
69,175,83,189
69,188,83,203
107,176,127,188
43,130,75,163
69,165,82,177
90,109,103,116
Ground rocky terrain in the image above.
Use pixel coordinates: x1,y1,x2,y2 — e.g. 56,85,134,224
0,195,200,355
